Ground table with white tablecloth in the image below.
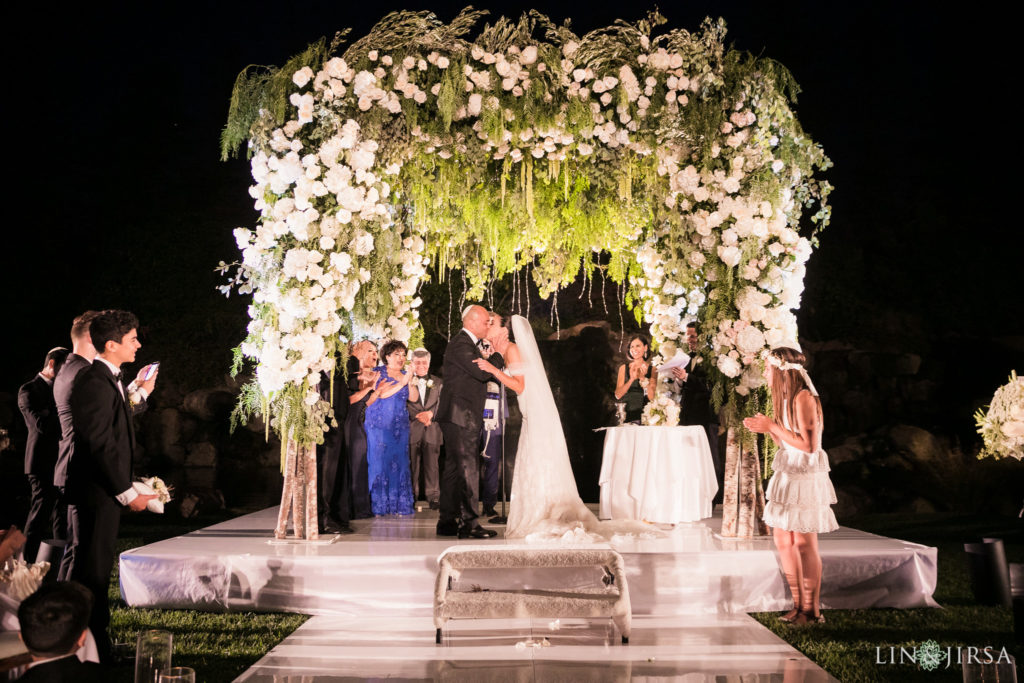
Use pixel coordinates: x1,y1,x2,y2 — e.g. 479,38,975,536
598,425,718,524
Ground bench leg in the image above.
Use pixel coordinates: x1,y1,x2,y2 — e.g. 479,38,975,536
436,628,442,644
621,635,628,644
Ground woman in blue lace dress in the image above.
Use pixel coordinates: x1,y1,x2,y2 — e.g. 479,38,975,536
364,340,418,516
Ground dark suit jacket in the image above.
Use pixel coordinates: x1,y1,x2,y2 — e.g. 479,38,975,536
66,361,136,504
54,354,148,489
435,331,503,431
680,357,715,426
407,374,443,445
18,375,60,476
16,655,102,682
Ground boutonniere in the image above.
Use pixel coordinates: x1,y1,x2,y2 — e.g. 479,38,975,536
127,386,145,408
692,357,703,367
425,378,434,388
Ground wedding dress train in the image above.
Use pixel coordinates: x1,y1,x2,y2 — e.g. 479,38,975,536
504,315,652,542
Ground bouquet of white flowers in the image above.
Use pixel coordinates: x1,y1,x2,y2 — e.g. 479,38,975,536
0,558,49,601
132,476,174,513
975,371,1024,461
642,392,681,427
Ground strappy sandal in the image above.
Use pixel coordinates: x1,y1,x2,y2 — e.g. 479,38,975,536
778,608,801,623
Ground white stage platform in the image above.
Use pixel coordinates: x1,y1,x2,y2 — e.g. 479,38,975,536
119,506,937,617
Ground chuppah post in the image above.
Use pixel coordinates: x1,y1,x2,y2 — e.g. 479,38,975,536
720,427,768,538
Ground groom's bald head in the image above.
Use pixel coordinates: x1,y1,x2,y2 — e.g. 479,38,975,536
462,305,490,338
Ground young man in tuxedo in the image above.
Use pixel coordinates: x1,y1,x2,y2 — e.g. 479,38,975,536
407,348,443,509
16,581,101,682
18,346,71,563
434,305,504,538
66,310,157,663
54,311,156,581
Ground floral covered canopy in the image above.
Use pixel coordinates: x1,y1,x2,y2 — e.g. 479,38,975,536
220,8,831,445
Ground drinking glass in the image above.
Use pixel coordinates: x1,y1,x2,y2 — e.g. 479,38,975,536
134,630,172,683
159,667,196,683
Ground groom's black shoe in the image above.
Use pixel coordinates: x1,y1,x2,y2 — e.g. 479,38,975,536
437,519,460,536
458,524,498,539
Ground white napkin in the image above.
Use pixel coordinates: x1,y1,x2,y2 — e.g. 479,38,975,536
132,481,165,513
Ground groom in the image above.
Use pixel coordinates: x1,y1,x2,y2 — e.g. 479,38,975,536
435,305,505,538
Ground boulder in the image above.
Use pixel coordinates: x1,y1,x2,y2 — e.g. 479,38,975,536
186,442,217,468
185,467,217,489
887,424,946,464
826,438,863,467
183,388,236,422
157,408,186,465
546,319,611,341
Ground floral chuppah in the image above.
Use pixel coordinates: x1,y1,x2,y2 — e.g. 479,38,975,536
220,9,831,539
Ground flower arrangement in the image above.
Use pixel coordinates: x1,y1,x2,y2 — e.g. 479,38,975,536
642,392,681,426
220,8,830,445
975,371,1024,461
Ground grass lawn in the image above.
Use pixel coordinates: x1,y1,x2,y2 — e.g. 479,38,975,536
105,510,1021,682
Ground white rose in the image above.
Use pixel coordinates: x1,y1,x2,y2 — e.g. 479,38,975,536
717,245,741,267
717,355,742,378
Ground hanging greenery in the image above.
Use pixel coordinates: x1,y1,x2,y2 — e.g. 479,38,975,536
219,8,831,447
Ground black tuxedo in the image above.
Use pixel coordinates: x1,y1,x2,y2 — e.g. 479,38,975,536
678,354,723,498
16,655,102,682
316,368,350,527
436,330,503,527
55,354,148,582
407,374,443,502
18,374,65,562
66,359,136,663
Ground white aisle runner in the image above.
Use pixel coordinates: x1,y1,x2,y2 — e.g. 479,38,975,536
235,614,837,682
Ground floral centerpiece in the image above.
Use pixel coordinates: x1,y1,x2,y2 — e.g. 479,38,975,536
975,371,1024,461
642,392,681,426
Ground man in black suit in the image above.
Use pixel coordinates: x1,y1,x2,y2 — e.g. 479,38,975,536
672,322,723,500
316,362,354,534
16,581,101,682
54,311,156,581
407,348,443,509
66,310,157,663
18,347,71,563
434,305,505,538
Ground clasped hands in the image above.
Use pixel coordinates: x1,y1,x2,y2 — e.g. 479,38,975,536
742,414,773,434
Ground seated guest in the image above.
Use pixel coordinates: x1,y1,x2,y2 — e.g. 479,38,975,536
614,335,656,423
1,525,26,563
16,581,101,682
406,348,443,509
365,340,417,516
18,347,71,563
346,340,379,519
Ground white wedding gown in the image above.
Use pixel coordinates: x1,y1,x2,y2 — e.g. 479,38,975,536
504,315,651,542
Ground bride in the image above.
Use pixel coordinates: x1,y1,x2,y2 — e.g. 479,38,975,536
474,313,646,541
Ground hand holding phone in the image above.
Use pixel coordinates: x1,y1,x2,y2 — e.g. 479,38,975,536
144,362,160,380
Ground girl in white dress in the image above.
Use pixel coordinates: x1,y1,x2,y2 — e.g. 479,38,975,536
743,347,837,625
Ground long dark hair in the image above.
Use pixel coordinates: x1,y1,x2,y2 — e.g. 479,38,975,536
768,347,822,433
626,334,649,361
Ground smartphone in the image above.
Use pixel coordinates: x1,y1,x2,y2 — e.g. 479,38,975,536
144,362,160,380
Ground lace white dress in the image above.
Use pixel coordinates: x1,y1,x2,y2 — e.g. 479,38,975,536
762,401,839,534
504,315,651,542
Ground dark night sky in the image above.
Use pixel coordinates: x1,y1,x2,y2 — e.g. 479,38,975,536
2,0,1021,398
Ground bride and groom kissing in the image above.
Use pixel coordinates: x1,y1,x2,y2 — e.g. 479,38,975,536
435,305,621,542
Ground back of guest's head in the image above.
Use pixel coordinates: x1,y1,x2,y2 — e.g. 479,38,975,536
45,347,70,374
380,339,407,360
70,311,100,342
18,581,93,657
89,310,138,352
767,346,820,426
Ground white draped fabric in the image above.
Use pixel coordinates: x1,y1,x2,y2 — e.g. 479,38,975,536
599,425,718,524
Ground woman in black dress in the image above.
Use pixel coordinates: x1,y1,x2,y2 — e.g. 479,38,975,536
613,334,656,423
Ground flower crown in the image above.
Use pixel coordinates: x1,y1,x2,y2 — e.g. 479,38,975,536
766,353,819,397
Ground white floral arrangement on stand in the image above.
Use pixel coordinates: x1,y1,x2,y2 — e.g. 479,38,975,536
975,371,1024,461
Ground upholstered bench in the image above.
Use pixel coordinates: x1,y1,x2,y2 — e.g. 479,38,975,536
433,544,632,644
